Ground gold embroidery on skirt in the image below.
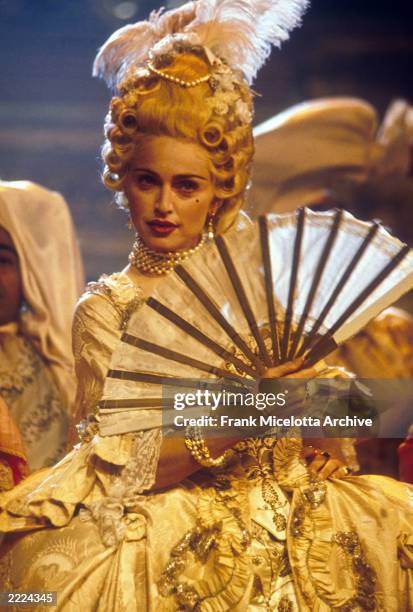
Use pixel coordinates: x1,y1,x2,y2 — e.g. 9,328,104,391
235,438,289,532
278,594,295,611
158,475,251,610
333,531,377,611
249,522,294,610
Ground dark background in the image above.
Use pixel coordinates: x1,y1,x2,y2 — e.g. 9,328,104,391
1,0,412,279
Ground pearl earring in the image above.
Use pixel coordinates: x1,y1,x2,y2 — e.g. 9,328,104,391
207,215,215,240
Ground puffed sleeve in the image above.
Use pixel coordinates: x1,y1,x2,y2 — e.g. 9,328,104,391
70,273,162,494
71,290,122,422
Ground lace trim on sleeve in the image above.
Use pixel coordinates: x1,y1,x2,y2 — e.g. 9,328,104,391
83,428,163,546
123,428,163,495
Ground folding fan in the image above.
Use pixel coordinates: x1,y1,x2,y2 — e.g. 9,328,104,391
98,208,413,435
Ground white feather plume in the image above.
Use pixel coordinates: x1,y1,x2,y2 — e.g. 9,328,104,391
92,3,197,89
93,0,309,89
190,0,309,83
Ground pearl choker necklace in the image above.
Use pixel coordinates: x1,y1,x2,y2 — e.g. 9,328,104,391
128,235,206,275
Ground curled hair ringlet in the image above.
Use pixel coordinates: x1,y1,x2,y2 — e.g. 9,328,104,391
109,97,123,118
119,109,139,135
104,133,135,164
113,141,135,162
104,150,123,173
211,154,234,171
217,138,229,153
209,147,232,167
104,121,116,139
221,177,236,192
200,121,225,148
214,150,252,197
105,124,135,161
219,124,251,153
211,165,234,185
108,126,132,147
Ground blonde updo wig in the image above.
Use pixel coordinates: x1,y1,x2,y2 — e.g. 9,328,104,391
102,48,254,234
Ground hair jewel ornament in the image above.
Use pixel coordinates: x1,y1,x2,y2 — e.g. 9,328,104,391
146,59,211,87
148,43,255,124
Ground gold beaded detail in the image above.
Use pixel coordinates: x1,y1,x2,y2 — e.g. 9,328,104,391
128,234,206,275
185,426,232,468
147,61,211,87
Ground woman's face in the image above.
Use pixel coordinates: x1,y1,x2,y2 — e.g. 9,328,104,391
124,135,217,252
0,226,22,325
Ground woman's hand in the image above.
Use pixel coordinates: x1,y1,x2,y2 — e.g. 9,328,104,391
301,446,351,480
263,355,318,379
258,355,319,417
262,358,352,480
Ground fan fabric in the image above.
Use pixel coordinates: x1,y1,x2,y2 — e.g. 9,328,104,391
99,208,413,433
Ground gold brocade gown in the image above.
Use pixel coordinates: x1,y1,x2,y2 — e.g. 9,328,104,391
0,273,412,611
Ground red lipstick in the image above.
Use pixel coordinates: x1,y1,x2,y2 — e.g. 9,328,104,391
147,219,178,236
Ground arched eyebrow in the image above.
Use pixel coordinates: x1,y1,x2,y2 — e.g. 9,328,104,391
174,174,209,182
132,168,209,181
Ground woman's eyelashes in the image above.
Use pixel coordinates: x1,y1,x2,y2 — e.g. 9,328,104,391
134,172,201,197
173,178,200,196
134,173,159,190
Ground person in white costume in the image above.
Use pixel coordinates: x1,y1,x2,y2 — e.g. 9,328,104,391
0,181,84,471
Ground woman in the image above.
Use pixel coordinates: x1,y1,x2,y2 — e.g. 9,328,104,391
0,180,84,470
1,3,412,610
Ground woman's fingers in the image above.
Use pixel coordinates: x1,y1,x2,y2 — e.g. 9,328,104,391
303,446,351,480
330,465,351,479
306,452,329,473
315,459,347,480
262,356,320,380
286,366,318,379
263,356,306,378
307,453,350,480
301,446,316,460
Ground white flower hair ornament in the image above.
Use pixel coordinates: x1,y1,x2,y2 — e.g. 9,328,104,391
93,0,309,124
